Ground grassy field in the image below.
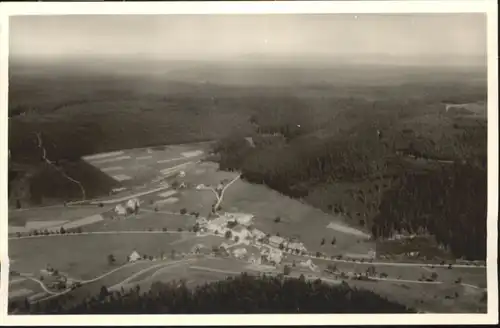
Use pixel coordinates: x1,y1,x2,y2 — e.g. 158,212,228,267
9,234,185,280
8,278,46,301
221,178,375,256
83,211,198,233
8,206,112,227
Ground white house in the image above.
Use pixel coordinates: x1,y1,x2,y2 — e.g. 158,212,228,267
299,259,319,272
128,250,141,262
178,171,186,178
126,198,140,212
261,247,283,264
250,229,266,241
223,213,254,225
269,236,285,248
233,247,248,259
285,241,307,253
114,204,127,216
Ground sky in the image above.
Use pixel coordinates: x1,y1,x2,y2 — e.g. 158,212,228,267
9,14,487,61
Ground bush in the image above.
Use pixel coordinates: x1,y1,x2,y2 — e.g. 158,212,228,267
180,208,187,215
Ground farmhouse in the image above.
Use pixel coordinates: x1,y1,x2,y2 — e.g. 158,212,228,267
269,235,285,248
114,204,127,216
250,228,266,241
299,259,319,272
126,198,140,212
222,212,254,225
128,250,141,262
260,247,284,265
285,241,307,253
233,247,248,259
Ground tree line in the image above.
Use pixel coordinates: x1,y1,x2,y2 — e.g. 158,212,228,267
212,111,487,260
10,273,412,314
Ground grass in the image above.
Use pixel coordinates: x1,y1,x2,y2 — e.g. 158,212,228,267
221,178,375,256
8,206,112,227
84,211,197,232
9,234,184,280
8,279,45,300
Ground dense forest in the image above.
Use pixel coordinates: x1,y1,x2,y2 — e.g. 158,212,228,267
10,274,412,314
213,98,487,260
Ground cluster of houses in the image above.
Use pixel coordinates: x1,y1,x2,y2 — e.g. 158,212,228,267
193,212,308,267
39,265,79,291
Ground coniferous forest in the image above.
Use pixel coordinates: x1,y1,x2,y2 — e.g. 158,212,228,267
10,274,413,314
213,98,487,260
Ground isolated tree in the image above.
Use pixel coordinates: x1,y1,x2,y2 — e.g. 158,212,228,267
299,273,306,282
225,230,233,240
180,208,187,215
99,286,109,299
177,228,183,232
321,238,326,246
162,227,167,232
274,216,281,223
431,272,438,281
60,227,66,234
366,266,376,276
279,243,284,250
283,265,291,276
331,237,337,245
455,277,462,284
234,236,240,243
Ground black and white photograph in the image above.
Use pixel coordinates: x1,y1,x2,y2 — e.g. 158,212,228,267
1,1,497,323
